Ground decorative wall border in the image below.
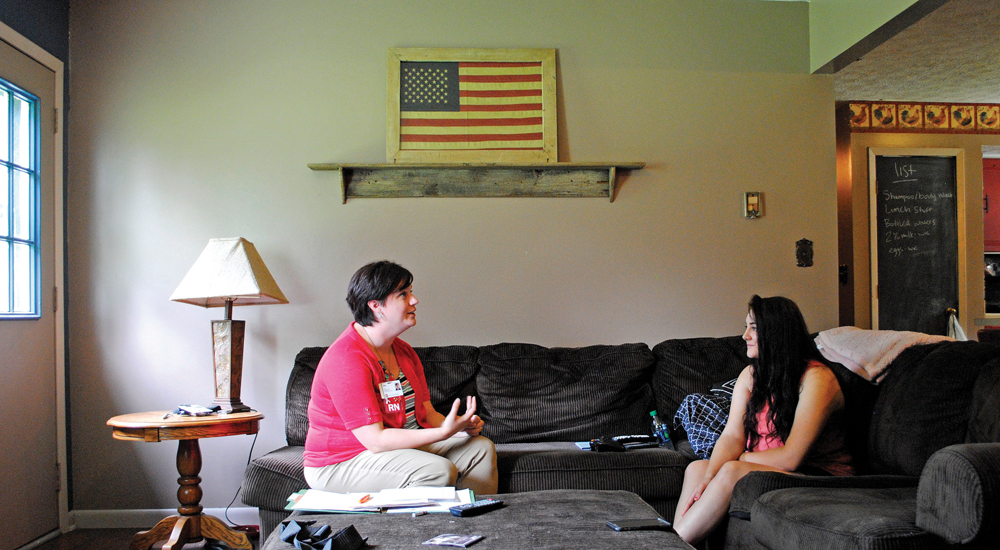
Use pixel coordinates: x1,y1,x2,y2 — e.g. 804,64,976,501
849,101,1000,134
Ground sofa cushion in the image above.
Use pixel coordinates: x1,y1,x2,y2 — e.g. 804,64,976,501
242,445,308,513
868,342,998,476
494,442,688,518
966,354,1000,444
752,486,941,550
475,343,655,444
285,347,326,446
650,336,748,424
414,345,480,415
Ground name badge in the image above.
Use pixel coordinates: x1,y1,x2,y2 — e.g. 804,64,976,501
379,380,404,400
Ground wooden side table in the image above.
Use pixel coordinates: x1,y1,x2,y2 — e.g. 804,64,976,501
107,410,264,550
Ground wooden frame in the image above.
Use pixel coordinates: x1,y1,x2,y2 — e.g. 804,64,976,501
868,148,967,331
387,48,557,163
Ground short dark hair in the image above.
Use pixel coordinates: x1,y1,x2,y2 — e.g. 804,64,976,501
346,261,413,326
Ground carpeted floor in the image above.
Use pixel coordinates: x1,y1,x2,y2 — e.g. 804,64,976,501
31,528,260,550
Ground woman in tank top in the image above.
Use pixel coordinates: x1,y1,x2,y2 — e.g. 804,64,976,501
673,295,852,544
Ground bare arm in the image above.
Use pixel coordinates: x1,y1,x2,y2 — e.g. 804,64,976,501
739,364,844,471
705,367,754,476
677,366,753,516
351,396,479,453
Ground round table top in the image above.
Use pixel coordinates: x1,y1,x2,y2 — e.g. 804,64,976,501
108,410,264,428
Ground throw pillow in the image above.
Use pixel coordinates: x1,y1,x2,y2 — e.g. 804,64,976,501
673,392,731,459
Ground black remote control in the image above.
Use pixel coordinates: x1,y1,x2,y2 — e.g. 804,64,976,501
449,498,504,517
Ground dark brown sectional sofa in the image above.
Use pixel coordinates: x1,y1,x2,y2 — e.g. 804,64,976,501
241,336,1000,549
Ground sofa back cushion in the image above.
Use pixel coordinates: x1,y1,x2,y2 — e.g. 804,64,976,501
285,346,326,446
650,336,749,424
868,341,1000,476
475,343,656,443
965,352,1000,444
414,346,481,416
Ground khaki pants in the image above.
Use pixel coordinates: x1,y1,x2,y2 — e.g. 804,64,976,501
304,435,498,496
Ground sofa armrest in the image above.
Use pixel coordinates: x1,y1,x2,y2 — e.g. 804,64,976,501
916,442,1000,545
729,471,918,519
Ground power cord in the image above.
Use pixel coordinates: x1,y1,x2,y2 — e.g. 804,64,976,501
223,426,260,539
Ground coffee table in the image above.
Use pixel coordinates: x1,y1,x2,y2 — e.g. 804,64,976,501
262,489,693,549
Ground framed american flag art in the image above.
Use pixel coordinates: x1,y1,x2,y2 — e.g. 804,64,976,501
386,48,558,163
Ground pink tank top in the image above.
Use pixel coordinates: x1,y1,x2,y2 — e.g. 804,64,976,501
747,361,853,476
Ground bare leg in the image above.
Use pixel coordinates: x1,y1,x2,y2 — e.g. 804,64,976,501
673,460,789,544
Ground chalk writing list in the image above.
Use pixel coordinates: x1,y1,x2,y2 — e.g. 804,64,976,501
874,155,958,334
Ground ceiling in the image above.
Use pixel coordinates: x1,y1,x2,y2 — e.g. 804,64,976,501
832,0,1000,104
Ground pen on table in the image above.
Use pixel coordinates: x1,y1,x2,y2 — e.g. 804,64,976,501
412,511,427,517
359,494,371,504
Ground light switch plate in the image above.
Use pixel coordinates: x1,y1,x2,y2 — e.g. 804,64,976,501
744,192,762,218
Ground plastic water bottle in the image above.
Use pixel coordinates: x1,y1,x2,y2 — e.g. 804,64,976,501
650,410,675,450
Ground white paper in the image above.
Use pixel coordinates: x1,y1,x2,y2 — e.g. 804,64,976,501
288,487,471,513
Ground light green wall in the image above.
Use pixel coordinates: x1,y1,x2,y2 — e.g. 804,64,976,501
67,0,836,513
809,0,919,72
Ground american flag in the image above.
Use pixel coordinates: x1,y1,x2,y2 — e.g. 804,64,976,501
398,61,544,151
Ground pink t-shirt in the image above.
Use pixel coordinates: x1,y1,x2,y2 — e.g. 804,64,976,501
303,323,432,468
747,361,853,476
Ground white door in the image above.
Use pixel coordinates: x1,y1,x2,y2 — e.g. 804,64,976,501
0,36,59,549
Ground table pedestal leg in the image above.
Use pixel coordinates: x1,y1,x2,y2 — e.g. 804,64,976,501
129,438,251,550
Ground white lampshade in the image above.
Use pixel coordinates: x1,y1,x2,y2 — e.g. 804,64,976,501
170,237,288,308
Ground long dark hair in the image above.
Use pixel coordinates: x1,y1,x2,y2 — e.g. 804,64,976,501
742,295,821,451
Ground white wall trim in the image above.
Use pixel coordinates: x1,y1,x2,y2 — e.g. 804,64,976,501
71,507,260,529
0,19,68,534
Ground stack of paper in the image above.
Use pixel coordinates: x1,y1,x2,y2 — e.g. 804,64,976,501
287,486,473,514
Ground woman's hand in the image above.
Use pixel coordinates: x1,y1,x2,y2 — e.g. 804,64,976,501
678,472,713,517
461,414,484,437
439,396,479,438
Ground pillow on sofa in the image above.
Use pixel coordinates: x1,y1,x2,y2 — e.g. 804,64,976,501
673,392,731,459
650,336,748,422
475,343,656,444
414,346,480,416
285,346,327,447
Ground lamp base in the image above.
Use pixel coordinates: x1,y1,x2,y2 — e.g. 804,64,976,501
211,397,251,414
212,319,250,414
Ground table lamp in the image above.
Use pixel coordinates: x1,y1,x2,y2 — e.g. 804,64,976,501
170,237,288,413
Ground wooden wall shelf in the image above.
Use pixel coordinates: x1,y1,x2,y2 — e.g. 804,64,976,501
307,162,645,203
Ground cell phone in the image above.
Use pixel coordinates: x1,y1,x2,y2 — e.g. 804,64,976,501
606,518,673,532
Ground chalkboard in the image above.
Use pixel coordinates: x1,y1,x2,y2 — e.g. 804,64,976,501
872,153,958,335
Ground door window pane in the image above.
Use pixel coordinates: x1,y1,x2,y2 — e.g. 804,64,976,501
0,166,7,238
12,242,30,313
1,78,38,317
13,95,30,168
0,89,7,163
0,241,8,312
13,169,29,240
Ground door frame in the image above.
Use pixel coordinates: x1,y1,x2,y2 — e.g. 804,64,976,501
0,21,67,534
868,147,968,332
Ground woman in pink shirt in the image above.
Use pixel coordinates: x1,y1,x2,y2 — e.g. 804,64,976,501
303,261,497,495
673,295,852,544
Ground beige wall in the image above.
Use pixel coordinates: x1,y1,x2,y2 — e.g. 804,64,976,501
67,0,837,511
845,129,1000,333
809,0,919,72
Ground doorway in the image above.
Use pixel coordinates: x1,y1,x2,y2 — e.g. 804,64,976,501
0,24,65,549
